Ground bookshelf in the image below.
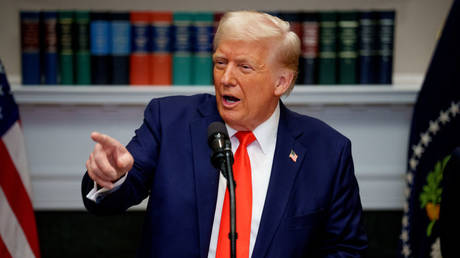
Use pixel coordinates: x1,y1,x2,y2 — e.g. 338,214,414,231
12,84,418,105
1,0,452,84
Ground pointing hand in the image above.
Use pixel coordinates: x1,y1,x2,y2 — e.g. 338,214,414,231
86,132,134,189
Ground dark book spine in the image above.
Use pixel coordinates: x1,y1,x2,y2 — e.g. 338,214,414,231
90,12,111,85
301,12,319,85
279,12,304,85
213,12,224,35
21,11,41,85
42,11,58,85
318,11,337,85
338,11,358,84
111,12,130,85
58,11,75,85
358,11,378,84
75,11,91,85
377,11,395,84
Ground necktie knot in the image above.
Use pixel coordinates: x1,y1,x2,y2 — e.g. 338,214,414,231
235,131,256,148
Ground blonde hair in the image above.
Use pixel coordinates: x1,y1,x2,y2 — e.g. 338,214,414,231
214,11,301,93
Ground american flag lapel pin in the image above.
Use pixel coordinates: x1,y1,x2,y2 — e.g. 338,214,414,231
289,149,298,162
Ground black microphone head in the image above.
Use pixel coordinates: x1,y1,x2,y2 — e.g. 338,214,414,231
207,121,229,152
208,121,227,138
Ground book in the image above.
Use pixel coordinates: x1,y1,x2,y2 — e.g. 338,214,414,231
213,12,224,35
358,11,378,84
75,11,91,85
90,12,111,85
192,12,213,85
111,12,130,85
20,11,41,85
42,11,58,85
172,12,193,85
279,12,304,84
130,11,152,85
151,11,172,85
317,11,337,85
300,12,319,85
377,10,395,84
58,11,75,85
338,11,358,84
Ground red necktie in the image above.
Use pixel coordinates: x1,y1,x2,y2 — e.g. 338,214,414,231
216,131,256,258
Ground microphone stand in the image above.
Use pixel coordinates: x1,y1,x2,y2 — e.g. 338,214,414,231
212,140,236,258
222,140,237,258
209,129,237,258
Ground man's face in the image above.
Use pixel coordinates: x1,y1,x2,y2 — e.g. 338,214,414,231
213,39,289,131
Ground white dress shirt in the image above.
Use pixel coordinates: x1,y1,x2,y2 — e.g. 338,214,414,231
207,103,280,258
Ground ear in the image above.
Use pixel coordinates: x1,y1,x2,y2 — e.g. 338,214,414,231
274,69,294,97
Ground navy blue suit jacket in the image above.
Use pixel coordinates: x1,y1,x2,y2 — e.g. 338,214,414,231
82,94,367,257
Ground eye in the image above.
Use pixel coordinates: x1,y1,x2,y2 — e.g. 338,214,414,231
239,64,253,72
214,59,227,69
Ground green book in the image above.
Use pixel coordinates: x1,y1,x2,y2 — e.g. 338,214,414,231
58,11,75,85
75,11,91,85
338,11,358,84
192,12,214,85
173,12,193,85
318,11,337,85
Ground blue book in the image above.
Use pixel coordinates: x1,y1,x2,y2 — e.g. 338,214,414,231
41,11,58,85
358,11,378,84
111,12,130,85
377,10,395,84
21,11,41,85
42,11,58,84
90,12,111,85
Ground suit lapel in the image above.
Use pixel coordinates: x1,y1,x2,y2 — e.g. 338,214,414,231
252,103,307,258
190,98,223,258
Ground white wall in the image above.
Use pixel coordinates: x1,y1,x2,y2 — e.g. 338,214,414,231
13,86,417,210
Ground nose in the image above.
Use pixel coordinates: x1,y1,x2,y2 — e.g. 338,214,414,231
220,64,236,86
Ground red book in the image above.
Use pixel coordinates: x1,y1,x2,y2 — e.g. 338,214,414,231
151,12,172,85
130,11,152,85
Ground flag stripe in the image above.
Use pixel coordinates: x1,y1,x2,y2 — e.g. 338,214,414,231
0,187,35,258
0,140,40,258
2,121,32,196
0,236,13,258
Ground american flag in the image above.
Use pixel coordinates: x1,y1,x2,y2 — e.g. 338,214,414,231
0,59,40,257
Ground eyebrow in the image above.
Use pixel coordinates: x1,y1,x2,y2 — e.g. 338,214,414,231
213,53,256,65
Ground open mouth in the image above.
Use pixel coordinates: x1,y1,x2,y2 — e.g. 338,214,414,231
223,95,240,104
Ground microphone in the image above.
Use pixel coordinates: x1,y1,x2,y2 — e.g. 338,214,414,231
207,121,234,177
207,121,237,258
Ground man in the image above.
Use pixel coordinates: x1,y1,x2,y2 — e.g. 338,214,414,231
82,11,367,257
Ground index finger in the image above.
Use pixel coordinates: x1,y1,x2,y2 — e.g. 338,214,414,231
91,132,120,149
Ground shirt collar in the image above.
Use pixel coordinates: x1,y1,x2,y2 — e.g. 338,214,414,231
225,102,280,155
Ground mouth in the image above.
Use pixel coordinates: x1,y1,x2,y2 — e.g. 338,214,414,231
222,95,241,106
